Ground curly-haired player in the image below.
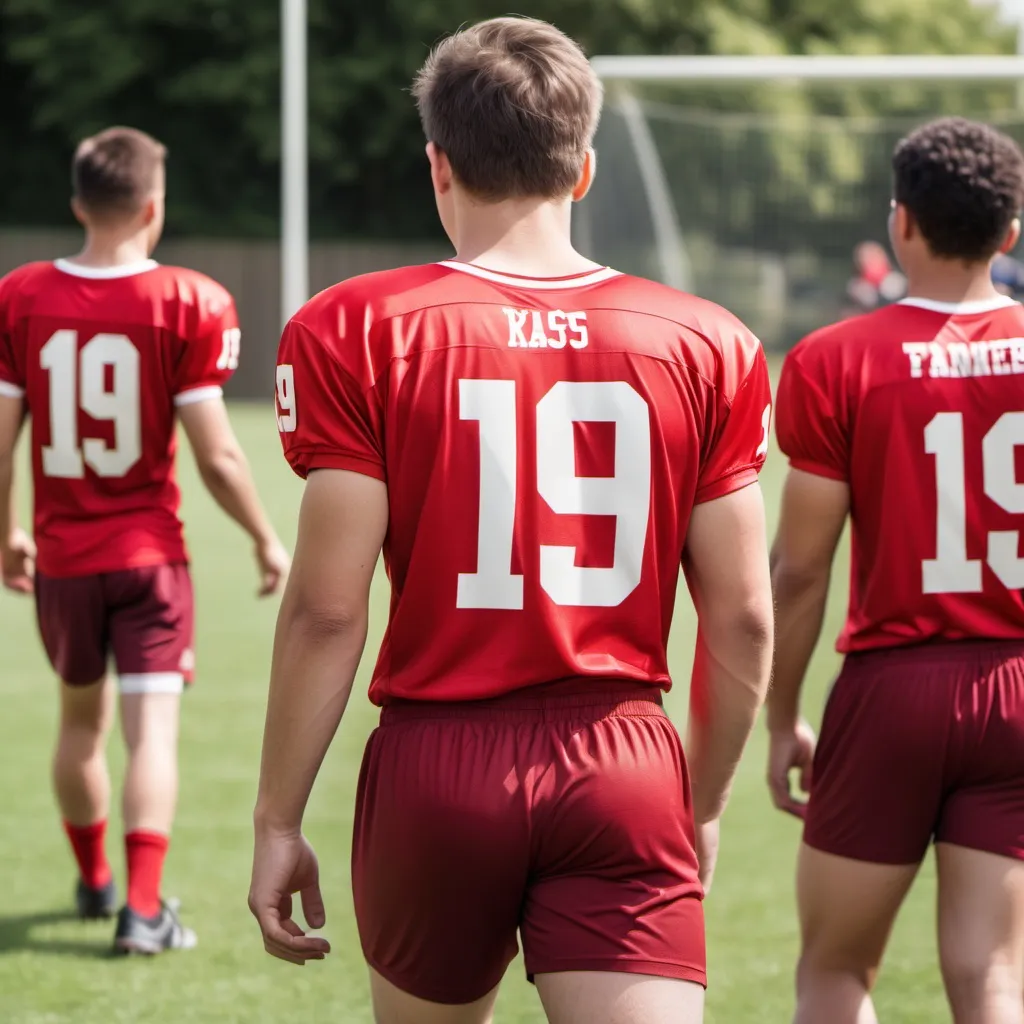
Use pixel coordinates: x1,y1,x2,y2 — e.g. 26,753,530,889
770,117,1024,1023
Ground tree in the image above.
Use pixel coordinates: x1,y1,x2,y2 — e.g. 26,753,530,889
0,0,1013,239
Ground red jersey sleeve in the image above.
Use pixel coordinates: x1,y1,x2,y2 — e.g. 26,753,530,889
276,317,385,482
775,346,848,482
172,290,240,407
0,272,26,399
695,338,772,504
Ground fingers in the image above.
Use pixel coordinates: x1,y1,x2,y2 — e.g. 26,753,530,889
301,883,327,930
252,904,331,966
768,770,807,819
2,574,32,595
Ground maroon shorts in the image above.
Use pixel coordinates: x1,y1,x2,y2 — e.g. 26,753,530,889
35,563,195,692
805,640,1024,865
352,681,705,1005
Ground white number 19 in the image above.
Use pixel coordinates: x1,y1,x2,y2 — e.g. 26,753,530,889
458,379,652,609
924,411,1024,593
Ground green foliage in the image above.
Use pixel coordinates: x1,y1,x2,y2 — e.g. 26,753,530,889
0,0,1014,239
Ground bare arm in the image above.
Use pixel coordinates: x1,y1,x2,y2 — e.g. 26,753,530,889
766,467,848,815
0,394,33,593
249,468,388,964
177,397,289,595
684,482,774,825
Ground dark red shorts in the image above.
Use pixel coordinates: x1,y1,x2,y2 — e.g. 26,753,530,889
352,681,704,1006
35,563,194,692
805,639,1024,865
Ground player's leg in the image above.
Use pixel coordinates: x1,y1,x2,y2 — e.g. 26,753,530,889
794,846,917,1024
535,972,703,1024
35,571,118,917
523,692,707,1024
933,641,1024,1024
793,652,948,1023
353,706,530,1020
936,844,1024,1024
108,563,195,953
368,969,499,1024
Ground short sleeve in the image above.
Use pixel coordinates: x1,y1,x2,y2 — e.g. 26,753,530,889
173,293,240,407
0,277,25,398
775,351,848,481
276,318,385,482
695,344,772,504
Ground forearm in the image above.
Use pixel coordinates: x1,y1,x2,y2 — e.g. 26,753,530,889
254,595,367,836
686,613,773,824
0,452,13,542
767,560,830,731
198,448,278,546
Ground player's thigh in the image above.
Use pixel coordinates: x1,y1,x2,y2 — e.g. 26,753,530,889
804,651,948,865
354,716,529,1006
522,709,705,986
34,571,108,687
797,843,918,978
368,969,499,1024
936,843,1024,1014
59,676,116,735
107,563,194,695
535,971,704,1024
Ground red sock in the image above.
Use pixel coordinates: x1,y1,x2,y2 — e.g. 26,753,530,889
64,820,113,890
125,830,169,919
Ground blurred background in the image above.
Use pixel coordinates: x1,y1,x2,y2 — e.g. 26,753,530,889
3,0,1024,396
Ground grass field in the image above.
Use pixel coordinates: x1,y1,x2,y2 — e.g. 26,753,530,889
0,399,948,1023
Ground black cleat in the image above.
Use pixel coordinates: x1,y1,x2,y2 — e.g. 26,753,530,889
76,878,118,920
113,899,196,956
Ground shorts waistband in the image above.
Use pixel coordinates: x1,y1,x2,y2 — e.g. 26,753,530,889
378,680,665,726
845,638,1024,669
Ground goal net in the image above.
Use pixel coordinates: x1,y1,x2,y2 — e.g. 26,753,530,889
574,56,1024,350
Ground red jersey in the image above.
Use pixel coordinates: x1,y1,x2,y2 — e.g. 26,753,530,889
0,259,240,577
777,295,1024,652
277,260,771,704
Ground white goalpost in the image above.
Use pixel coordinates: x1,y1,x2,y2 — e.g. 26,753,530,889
580,54,1024,347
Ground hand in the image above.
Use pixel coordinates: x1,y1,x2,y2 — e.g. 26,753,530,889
695,818,720,896
767,719,817,819
255,538,290,597
2,528,36,594
249,829,331,966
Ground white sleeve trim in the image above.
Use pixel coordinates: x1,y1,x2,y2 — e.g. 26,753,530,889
0,380,25,399
174,385,223,408
120,672,185,695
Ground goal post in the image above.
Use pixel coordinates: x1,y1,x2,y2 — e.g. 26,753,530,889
579,54,1024,349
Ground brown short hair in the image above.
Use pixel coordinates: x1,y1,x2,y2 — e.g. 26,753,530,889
72,127,166,219
412,17,602,201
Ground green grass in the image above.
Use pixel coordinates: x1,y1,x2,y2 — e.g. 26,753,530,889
0,401,945,1023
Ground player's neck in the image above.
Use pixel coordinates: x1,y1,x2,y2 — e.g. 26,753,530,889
903,259,1004,306
450,195,602,278
68,232,153,270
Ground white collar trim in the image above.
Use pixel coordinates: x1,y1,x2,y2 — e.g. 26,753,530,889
899,295,1019,315
54,258,158,280
438,260,621,290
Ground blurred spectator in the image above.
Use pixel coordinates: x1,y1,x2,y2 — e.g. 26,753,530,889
991,252,1024,297
843,240,907,316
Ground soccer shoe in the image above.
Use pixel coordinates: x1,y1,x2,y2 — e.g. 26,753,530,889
76,878,118,920
113,899,197,956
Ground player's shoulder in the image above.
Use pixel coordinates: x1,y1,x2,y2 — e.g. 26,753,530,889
0,260,60,301
294,264,447,323
150,264,234,317
785,303,910,375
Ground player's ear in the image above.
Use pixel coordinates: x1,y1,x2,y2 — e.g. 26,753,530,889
891,201,915,243
1000,217,1021,254
141,195,158,227
70,196,87,227
426,142,453,196
572,149,596,203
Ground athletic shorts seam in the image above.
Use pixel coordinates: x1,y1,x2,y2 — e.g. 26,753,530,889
362,950,507,1005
